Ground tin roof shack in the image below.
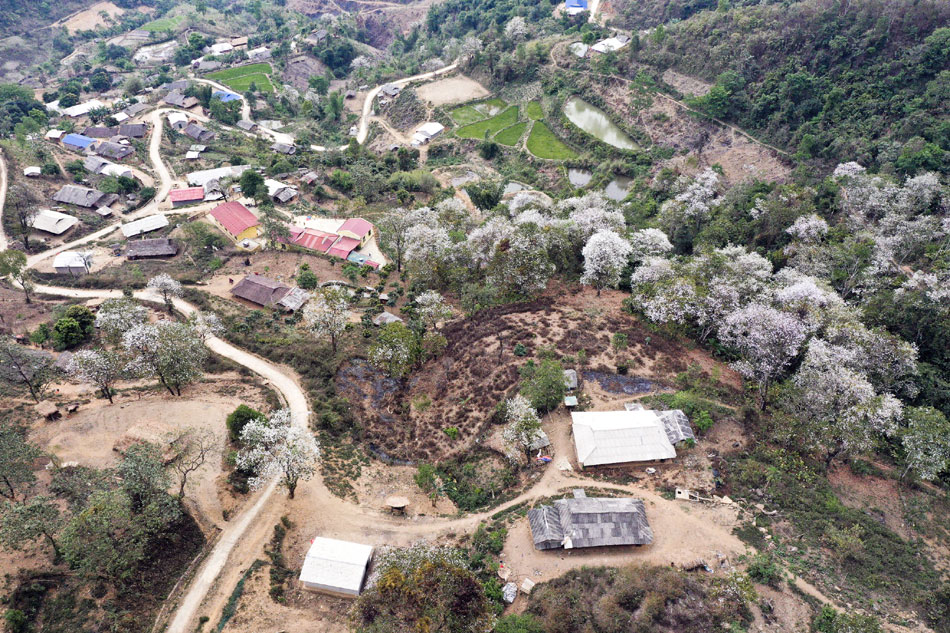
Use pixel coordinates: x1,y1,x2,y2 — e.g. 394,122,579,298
265,179,298,203
271,142,296,155
411,122,445,146
571,409,678,468
126,238,178,259
53,251,91,277
299,537,373,597
183,123,215,143
52,185,112,209
30,209,79,235
528,490,653,550
121,214,169,238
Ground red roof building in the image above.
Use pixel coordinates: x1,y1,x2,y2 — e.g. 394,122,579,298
169,187,205,207
289,227,339,253
337,218,375,246
209,201,260,241
327,236,360,259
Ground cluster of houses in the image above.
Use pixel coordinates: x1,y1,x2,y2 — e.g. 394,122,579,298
569,33,632,58
51,127,142,162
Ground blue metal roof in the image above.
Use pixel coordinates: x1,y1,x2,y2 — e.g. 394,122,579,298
347,252,369,265
212,90,241,103
565,0,588,7
62,134,96,149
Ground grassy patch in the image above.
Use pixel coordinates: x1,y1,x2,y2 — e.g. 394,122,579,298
526,121,576,160
455,105,519,140
216,560,264,632
449,105,484,126
319,432,367,500
494,121,528,146
141,14,186,32
525,101,544,120
207,63,275,93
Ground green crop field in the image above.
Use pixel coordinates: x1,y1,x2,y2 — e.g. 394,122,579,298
525,101,544,120
494,121,528,146
141,15,186,32
526,121,576,160
450,105,483,126
207,63,275,93
455,106,519,139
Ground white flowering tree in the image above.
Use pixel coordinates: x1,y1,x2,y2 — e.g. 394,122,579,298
719,303,808,409
486,229,554,297
788,339,902,467
414,290,452,330
580,229,633,295
404,223,451,279
67,349,127,404
147,273,182,313
370,322,417,378
236,409,319,499
95,298,148,344
629,228,673,262
658,168,720,236
302,289,348,352
504,16,529,40
899,407,950,481
122,321,207,396
501,394,542,463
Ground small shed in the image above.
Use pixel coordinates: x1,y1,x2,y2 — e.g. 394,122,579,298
373,311,403,326
23,166,41,178
270,142,296,155
563,369,578,390
299,537,374,597
231,274,291,308
385,495,409,515
53,251,91,276
34,400,61,420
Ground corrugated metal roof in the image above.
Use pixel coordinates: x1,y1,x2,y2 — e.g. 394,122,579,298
121,214,169,238
210,201,259,237
31,209,78,234
572,410,677,466
299,537,373,595
529,497,653,550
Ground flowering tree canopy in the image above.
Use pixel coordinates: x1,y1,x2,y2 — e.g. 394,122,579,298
580,229,633,294
302,289,348,352
236,408,319,499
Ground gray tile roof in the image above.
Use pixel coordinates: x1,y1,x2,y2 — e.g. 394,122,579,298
528,496,653,550
126,238,178,258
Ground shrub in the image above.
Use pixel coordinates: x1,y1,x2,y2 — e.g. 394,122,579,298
513,342,528,357
4,609,29,633
612,332,628,349
297,269,318,290
52,317,85,350
494,614,545,633
443,426,460,440
616,359,629,375
226,404,265,442
520,359,566,413
695,410,714,434
745,553,782,587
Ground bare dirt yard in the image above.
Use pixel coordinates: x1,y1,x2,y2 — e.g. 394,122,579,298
58,1,125,34
415,75,491,107
663,68,712,97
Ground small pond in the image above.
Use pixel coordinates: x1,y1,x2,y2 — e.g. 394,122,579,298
503,181,530,195
568,169,593,187
605,176,633,201
563,97,638,151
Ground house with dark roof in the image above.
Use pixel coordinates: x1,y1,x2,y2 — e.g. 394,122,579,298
164,91,199,109
52,185,110,208
236,120,258,132
62,134,97,152
271,142,296,155
528,490,653,550
118,123,147,138
83,126,117,138
231,274,291,307
123,102,149,117
209,201,260,242
183,123,215,142
95,142,134,161
169,187,206,207
126,238,179,259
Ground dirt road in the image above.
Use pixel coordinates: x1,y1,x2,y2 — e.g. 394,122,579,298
0,146,7,251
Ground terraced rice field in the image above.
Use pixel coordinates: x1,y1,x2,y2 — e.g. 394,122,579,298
526,121,577,159
450,98,508,126
455,106,520,139
141,14,186,32
494,121,528,146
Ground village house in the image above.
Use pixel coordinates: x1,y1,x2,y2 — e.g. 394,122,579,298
380,83,401,98
167,112,189,131
183,123,215,143
164,91,200,109
203,179,225,201
60,99,105,118
52,185,112,209
565,0,588,15
271,142,296,155
337,218,375,248
236,120,258,132
84,156,133,179
118,123,147,138
528,490,653,550
30,209,79,235
230,274,308,311
53,251,91,276
247,46,271,62
169,187,206,207
265,179,298,203
126,238,179,259
193,59,224,72
123,102,149,118
298,537,373,597
412,122,444,146
212,90,241,103
61,133,97,153
95,141,134,161
209,201,260,242
571,408,693,468
187,165,252,186
230,36,249,49
286,227,339,253
83,126,117,139
121,214,169,238
209,41,234,55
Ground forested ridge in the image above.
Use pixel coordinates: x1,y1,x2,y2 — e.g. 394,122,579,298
630,0,949,176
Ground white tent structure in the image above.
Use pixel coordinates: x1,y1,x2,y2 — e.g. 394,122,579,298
299,537,373,597
571,410,677,468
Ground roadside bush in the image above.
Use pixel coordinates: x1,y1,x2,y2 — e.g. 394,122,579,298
226,404,265,442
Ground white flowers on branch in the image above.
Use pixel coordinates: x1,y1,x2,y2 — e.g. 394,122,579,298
580,230,633,295
95,298,147,344
303,289,349,352
501,394,542,463
67,349,127,404
121,321,207,396
414,290,452,330
236,408,319,499
504,16,529,40
147,273,182,313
